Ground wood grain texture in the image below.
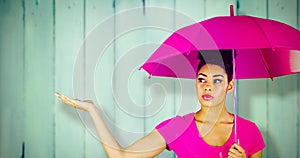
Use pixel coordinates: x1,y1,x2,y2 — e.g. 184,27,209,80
84,0,113,157
267,0,298,157
55,0,85,157
23,0,55,157
0,0,25,157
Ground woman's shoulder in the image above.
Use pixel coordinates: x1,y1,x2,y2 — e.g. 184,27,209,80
236,115,265,154
175,112,195,121
236,115,257,127
156,112,194,128
236,115,263,137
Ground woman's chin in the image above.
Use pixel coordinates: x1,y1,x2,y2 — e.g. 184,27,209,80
199,100,214,107
199,100,224,108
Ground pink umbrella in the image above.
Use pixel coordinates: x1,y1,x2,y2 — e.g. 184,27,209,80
140,5,300,142
141,14,300,79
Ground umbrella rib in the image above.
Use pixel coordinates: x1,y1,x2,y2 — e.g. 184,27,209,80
144,51,197,78
258,48,274,80
246,16,274,50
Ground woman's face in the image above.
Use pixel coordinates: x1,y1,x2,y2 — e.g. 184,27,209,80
196,64,234,107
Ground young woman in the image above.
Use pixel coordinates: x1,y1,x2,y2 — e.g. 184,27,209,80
55,50,265,158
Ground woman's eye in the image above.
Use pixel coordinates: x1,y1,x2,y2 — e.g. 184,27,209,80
198,78,206,83
214,79,222,84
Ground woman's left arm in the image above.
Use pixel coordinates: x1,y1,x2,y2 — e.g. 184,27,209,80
249,150,262,158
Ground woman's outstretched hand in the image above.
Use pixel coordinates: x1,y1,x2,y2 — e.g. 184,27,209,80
55,92,94,112
228,142,246,158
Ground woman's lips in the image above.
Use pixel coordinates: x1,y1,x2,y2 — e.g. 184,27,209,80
202,94,214,100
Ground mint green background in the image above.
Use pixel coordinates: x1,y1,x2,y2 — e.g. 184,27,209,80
0,0,299,158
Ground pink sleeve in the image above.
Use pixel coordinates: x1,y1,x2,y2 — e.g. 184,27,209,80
155,118,177,150
248,123,265,155
155,116,191,150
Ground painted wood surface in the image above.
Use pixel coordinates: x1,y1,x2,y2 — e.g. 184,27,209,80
0,0,25,158
55,0,85,157
23,0,55,157
0,0,299,158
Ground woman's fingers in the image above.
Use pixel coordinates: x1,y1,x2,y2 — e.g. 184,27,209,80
55,92,91,112
228,148,242,157
228,143,246,158
232,143,245,153
55,92,78,108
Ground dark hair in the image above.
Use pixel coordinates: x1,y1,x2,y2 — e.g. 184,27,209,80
196,49,236,82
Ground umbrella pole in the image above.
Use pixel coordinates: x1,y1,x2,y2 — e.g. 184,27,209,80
229,5,238,143
232,48,238,143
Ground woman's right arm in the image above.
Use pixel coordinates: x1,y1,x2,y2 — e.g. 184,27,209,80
55,92,166,158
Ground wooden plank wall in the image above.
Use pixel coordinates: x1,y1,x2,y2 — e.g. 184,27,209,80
238,0,299,157
0,0,299,158
0,0,25,158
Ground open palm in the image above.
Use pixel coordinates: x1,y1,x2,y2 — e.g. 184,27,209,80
55,92,94,112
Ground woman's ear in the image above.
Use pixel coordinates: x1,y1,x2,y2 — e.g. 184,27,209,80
227,80,234,93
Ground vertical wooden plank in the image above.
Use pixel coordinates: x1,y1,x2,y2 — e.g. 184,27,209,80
268,0,298,28
144,0,177,127
0,0,25,157
23,0,54,157
236,79,268,156
90,14,115,158
237,0,268,17
267,76,298,158
267,0,298,157
176,0,206,22
55,0,85,157
144,1,177,157
205,0,235,18
236,1,268,158
113,0,146,149
84,0,114,157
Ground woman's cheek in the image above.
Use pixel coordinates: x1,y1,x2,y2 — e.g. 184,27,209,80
215,85,227,98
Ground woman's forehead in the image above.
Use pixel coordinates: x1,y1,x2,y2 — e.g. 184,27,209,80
197,64,226,75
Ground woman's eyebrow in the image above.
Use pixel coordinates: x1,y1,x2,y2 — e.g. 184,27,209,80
198,73,207,77
213,74,224,78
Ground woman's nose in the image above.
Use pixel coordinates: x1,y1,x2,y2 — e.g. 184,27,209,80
205,85,212,91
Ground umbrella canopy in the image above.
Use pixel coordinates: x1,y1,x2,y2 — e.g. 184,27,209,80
140,6,300,145
140,14,300,80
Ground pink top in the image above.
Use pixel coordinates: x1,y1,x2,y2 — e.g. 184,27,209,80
156,113,265,158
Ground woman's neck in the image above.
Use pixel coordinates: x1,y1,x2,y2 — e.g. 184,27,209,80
194,104,233,124
194,104,234,137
